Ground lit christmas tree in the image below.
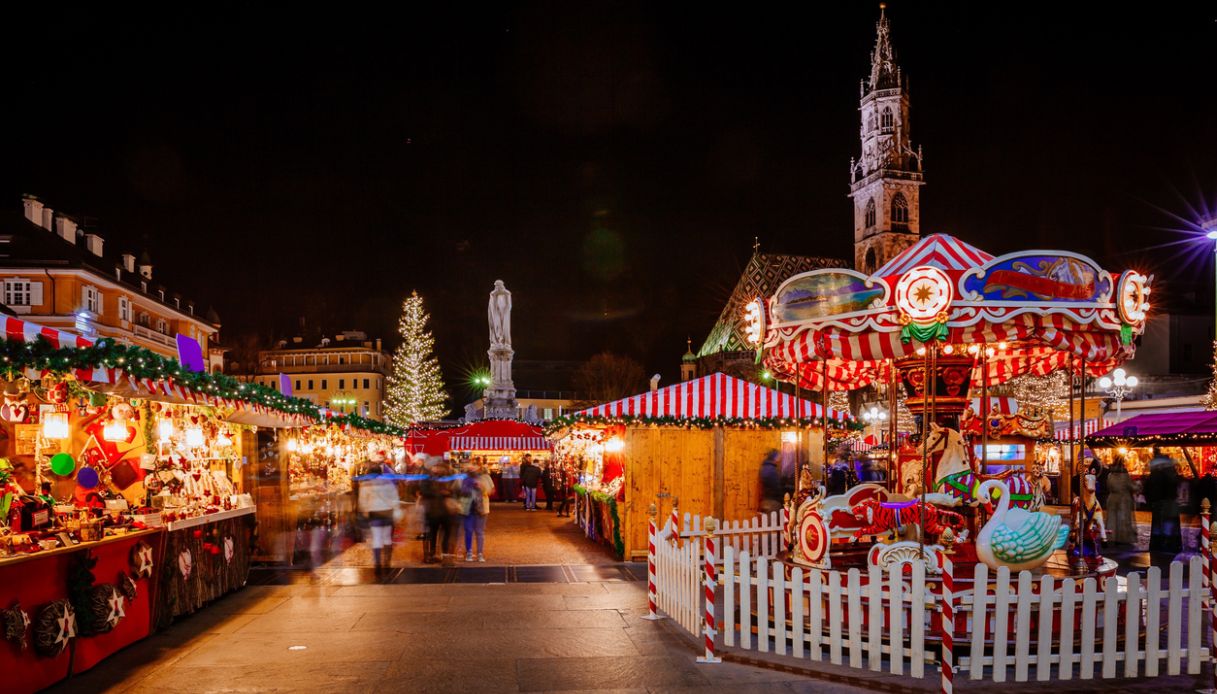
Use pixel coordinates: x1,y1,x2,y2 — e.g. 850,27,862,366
385,291,448,426
1204,341,1217,410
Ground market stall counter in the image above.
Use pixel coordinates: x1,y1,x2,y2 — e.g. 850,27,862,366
154,506,256,630
0,528,162,693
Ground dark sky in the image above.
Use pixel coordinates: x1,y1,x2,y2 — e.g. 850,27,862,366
3,2,1215,390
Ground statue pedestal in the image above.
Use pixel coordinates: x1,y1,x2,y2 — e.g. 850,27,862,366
485,344,517,419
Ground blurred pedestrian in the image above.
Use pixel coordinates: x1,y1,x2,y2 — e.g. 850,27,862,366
1146,447,1182,553
462,462,492,561
1105,457,1137,545
542,460,556,511
520,454,542,511
421,462,456,563
357,451,400,576
502,458,520,503
760,449,782,514
556,462,573,517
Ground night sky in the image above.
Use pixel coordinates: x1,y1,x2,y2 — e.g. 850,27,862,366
3,3,1215,392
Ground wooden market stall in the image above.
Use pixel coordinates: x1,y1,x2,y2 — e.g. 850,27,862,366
406,419,553,501
549,372,849,560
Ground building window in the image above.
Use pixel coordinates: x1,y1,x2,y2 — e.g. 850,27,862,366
864,247,877,274
156,318,168,334
364,378,370,390
891,193,909,227
118,297,131,322
308,380,314,390
864,198,876,228
4,280,32,306
295,380,301,391
321,379,328,390
339,379,345,389
83,286,101,314
881,107,894,131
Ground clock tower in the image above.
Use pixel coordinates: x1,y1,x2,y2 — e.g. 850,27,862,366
850,4,924,273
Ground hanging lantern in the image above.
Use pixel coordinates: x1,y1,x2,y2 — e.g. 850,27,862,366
42,412,70,440
185,427,205,448
103,419,128,443
157,419,174,443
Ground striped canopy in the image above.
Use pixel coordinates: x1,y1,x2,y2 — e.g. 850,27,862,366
406,420,552,456
3,315,95,349
576,372,849,422
762,233,1146,391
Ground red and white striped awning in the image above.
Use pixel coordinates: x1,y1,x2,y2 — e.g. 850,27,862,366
1055,418,1112,441
448,435,552,451
972,397,1018,415
874,233,994,277
577,372,849,422
2,315,95,348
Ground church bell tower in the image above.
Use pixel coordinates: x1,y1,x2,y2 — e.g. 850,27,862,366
850,4,924,274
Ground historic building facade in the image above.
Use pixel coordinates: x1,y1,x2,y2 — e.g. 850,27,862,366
850,5,924,273
3,195,223,369
251,332,391,421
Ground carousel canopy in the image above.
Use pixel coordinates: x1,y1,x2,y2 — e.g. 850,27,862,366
761,233,1151,392
1087,411,1217,448
574,372,849,422
406,419,552,456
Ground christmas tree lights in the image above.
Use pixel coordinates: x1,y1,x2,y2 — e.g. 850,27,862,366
385,291,448,426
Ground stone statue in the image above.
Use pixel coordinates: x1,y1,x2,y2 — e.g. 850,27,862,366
489,280,512,347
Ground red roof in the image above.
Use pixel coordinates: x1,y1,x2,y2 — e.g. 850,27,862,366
405,419,551,456
577,372,849,421
874,233,994,277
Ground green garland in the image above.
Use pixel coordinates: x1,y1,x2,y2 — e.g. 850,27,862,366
572,485,625,558
0,337,405,436
545,413,860,436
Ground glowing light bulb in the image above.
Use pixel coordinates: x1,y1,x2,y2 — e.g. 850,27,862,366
103,419,128,443
286,438,299,452
185,426,205,448
942,344,954,355
157,419,174,442
42,412,69,440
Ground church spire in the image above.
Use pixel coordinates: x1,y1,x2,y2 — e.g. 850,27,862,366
869,3,900,92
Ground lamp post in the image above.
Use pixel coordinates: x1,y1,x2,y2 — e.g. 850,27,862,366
1206,217,1217,339
1098,368,1138,424
862,405,888,447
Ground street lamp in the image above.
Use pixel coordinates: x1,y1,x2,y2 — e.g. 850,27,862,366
1206,216,1217,339
1098,368,1138,423
862,405,888,445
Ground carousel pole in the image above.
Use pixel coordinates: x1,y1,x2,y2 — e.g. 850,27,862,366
1067,353,1077,503
1078,353,1087,499
918,344,933,549
822,367,830,490
980,343,989,471
888,361,898,492
794,359,802,499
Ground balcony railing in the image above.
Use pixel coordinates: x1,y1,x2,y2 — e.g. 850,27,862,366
133,324,174,347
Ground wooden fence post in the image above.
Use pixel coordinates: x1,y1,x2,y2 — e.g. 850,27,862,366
697,517,722,663
644,502,663,621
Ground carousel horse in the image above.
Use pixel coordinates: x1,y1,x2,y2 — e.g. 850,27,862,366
915,423,1043,511
1079,470,1108,545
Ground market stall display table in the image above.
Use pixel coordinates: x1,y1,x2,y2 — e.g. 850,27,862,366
153,506,256,630
0,529,161,694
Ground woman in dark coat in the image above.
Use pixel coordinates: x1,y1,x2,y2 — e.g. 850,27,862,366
1145,448,1182,554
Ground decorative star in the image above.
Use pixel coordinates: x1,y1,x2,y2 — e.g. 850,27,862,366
105,589,125,628
56,610,75,647
132,543,155,578
913,283,935,305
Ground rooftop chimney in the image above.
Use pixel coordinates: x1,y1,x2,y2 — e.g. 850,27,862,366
84,233,104,257
138,251,153,280
292,336,303,344
55,216,78,244
41,207,54,231
375,338,382,351
22,196,44,227
121,254,135,273
650,374,661,393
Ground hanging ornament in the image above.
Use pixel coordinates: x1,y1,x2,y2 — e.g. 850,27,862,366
223,537,234,564
130,541,155,578
178,549,193,581
894,266,952,344
33,600,76,657
119,573,138,600
1,381,29,423
50,452,76,476
76,466,100,490
3,602,31,651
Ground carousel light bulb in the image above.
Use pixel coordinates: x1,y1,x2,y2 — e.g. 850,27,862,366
103,418,127,442
185,426,205,448
157,419,174,442
942,344,954,355
967,344,980,355
42,412,69,440
985,347,996,358
998,342,1008,350
916,347,927,356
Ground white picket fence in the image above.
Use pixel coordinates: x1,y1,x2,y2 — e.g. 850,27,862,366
652,510,1215,685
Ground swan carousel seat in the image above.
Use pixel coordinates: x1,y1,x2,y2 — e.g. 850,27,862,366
975,479,1069,572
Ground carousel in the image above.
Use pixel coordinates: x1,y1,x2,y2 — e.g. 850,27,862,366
754,234,1152,584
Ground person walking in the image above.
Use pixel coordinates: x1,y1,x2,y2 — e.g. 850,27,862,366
421,461,458,564
462,462,492,562
1104,457,1137,545
542,460,557,511
501,458,520,503
556,462,573,517
520,454,542,511
1146,447,1183,554
357,452,400,577
759,449,782,514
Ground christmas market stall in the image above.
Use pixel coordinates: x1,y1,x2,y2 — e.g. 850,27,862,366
406,419,552,500
546,372,850,560
0,317,389,692
1086,411,1217,480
